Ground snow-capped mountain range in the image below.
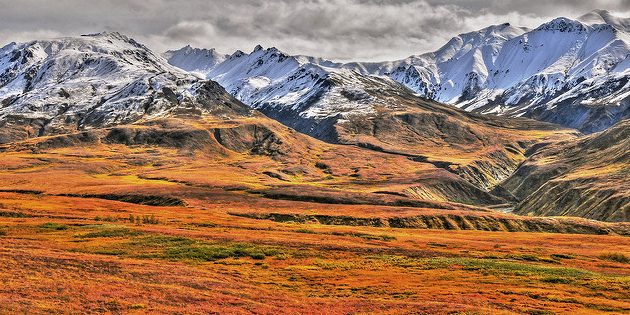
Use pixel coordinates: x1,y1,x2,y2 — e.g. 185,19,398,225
0,32,248,142
0,10,627,145
166,10,630,133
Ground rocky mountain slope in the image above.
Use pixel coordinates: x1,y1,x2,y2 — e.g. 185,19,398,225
167,42,578,191
167,10,629,134
0,32,250,143
367,10,630,133
503,119,629,222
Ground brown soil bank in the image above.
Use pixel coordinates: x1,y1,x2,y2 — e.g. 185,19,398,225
231,212,630,235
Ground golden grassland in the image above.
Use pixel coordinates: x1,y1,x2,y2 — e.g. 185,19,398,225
1,192,629,314
0,119,628,314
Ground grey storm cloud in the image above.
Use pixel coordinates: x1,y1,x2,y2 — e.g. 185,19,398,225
0,0,628,61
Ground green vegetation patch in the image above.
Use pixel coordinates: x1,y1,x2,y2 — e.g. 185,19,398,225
0,210,32,218
76,228,144,238
39,222,69,231
60,193,186,207
540,276,573,284
598,253,629,264
355,233,396,241
162,243,284,261
130,235,196,248
330,231,396,241
77,232,293,263
368,255,595,280
451,258,593,278
507,254,559,264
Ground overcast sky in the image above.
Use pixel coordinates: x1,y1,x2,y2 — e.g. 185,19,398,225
0,0,628,61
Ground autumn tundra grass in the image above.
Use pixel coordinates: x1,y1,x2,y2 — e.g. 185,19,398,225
0,122,627,314
1,186,629,314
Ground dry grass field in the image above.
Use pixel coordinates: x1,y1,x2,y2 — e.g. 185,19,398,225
0,118,627,314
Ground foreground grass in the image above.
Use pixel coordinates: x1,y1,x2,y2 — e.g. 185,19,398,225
71,225,628,290
0,122,624,314
1,215,628,314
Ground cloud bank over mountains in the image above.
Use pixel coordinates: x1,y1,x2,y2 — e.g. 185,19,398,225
0,0,628,61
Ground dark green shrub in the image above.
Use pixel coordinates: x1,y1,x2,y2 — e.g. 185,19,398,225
599,253,629,264
39,222,68,230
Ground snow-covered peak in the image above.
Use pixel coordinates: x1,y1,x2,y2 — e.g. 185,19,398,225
1,31,178,76
578,9,630,32
82,31,139,42
432,23,529,63
208,45,303,87
365,11,629,131
203,45,336,116
161,44,409,140
0,33,247,140
164,45,228,74
0,42,17,53
536,17,589,32
253,44,264,52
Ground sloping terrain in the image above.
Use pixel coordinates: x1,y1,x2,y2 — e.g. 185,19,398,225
503,119,629,222
356,10,630,133
327,89,578,190
0,32,580,204
0,116,510,208
168,44,578,191
0,118,628,314
163,45,228,74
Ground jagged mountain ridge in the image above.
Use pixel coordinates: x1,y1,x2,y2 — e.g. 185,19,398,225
0,32,562,210
0,32,250,143
168,44,402,141
0,29,625,222
166,10,630,133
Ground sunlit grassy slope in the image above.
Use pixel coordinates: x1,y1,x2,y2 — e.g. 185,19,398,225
505,119,630,221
